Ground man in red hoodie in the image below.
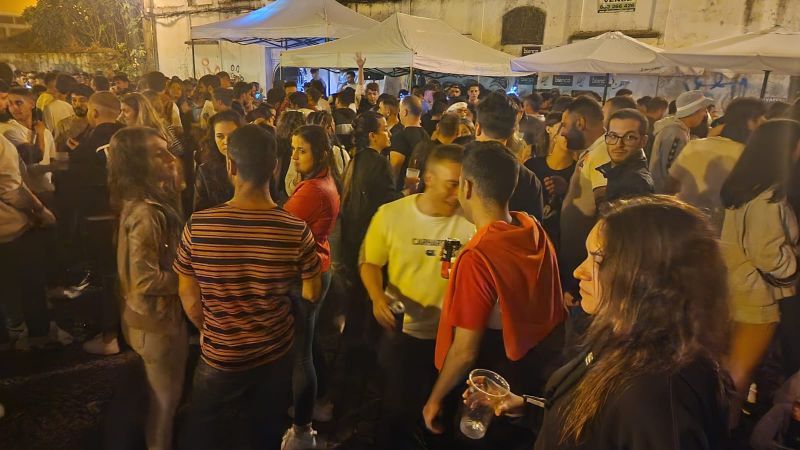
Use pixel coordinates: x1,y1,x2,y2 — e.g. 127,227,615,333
423,141,566,441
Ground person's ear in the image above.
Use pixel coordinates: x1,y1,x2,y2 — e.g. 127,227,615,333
576,117,586,131
226,155,237,177
464,178,474,200
475,123,483,138
641,134,649,150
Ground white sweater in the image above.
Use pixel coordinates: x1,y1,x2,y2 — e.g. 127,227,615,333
720,189,799,316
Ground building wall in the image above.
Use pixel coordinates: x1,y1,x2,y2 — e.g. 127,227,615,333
150,0,800,101
0,50,120,73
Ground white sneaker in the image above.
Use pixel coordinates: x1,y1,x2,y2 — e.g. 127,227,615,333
49,322,73,346
82,334,120,356
281,426,318,450
7,322,27,341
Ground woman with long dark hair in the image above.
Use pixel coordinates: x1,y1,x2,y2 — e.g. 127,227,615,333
285,111,351,196
108,127,188,450
485,196,731,449
121,92,185,158
193,110,245,211
275,110,306,202
281,125,342,449
720,119,800,425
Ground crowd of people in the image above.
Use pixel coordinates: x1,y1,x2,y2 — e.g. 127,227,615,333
1,56,800,450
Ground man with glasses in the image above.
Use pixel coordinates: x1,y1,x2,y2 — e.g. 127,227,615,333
596,108,654,203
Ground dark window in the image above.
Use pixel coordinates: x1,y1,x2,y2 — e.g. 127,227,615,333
501,6,546,45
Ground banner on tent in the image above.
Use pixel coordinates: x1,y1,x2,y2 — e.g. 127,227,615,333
552,75,574,86
521,46,542,56
598,0,636,13
589,75,610,87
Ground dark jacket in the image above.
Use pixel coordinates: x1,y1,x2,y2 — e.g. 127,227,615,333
64,122,125,216
511,164,545,221
533,351,730,450
193,155,233,212
596,153,655,203
340,147,400,275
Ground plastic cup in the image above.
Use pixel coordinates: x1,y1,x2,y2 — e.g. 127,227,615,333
406,168,420,179
459,369,510,439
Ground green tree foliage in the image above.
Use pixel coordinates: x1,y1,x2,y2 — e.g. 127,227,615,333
21,0,146,73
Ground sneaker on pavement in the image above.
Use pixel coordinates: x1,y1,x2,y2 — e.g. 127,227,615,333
82,334,120,355
281,426,318,450
49,322,73,346
7,323,26,341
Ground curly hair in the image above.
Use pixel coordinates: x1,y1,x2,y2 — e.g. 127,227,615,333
560,195,731,443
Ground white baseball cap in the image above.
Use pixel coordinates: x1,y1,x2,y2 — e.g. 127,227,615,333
675,90,714,118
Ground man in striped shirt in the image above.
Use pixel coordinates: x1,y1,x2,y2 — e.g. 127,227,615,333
175,125,321,450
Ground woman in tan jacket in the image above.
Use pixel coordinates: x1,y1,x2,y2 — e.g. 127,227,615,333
108,126,188,450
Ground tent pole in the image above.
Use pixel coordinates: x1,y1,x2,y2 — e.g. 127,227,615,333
408,66,413,91
654,76,660,97
191,40,197,79
602,73,610,102
760,70,771,99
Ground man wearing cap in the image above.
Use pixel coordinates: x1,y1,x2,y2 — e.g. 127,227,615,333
648,90,713,193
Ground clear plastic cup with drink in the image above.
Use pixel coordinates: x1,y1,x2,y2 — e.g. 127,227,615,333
459,368,510,439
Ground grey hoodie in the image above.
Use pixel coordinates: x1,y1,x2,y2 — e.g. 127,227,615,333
648,115,690,193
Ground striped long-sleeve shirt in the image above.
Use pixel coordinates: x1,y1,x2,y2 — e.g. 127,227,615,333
174,205,321,371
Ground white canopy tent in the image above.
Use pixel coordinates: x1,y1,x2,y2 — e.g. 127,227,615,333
510,31,697,100
190,0,378,47
661,28,800,98
280,12,521,77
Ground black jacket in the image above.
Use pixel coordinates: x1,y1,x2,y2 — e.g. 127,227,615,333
511,164,545,221
340,147,400,275
193,155,233,212
596,153,655,203
63,122,125,216
532,351,730,450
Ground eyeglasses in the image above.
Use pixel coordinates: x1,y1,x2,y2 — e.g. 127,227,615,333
604,132,641,145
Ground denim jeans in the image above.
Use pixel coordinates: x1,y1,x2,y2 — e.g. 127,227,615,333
180,352,292,450
291,269,333,426
0,228,51,340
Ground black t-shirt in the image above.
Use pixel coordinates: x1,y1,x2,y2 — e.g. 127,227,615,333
524,157,576,248
389,126,430,190
421,113,438,136
357,97,377,115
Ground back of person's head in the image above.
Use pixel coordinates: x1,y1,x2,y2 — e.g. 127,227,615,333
565,96,604,128
668,100,677,115
579,91,602,103
766,101,791,119
551,95,574,113
352,110,384,150
284,80,297,91
233,81,250,99
93,76,110,91
412,87,425,98
0,62,13,85
475,92,517,140
55,74,76,95
276,110,306,139
608,108,649,137
89,91,121,119
44,72,58,86
605,96,637,115
636,96,652,108
246,103,274,124
646,96,668,113
719,97,766,144
338,87,356,106
560,194,729,443
401,95,423,117
462,141,519,205
289,91,309,109
227,124,277,187
523,93,543,113
431,99,449,116
309,79,325,95
216,71,231,82
266,87,285,106
615,88,633,97
721,119,800,209
112,73,130,84
141,71,167,92
379,95,399,110
213,87,234,107
437,112,461,138
198,74,220,90
306,87,322,103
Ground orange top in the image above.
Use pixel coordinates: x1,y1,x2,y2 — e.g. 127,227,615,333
435,212,566,369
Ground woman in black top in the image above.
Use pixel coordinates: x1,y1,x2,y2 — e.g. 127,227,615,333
524,112,576,248
193,110,244,211
480,196,731,450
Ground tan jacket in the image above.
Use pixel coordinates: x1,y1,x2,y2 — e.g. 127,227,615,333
117,199,183,333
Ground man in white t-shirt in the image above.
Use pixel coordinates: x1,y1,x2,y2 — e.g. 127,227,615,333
558,96,607,296
667,97,766,234
43,74,76,137
360,144,474,449
5,87,56,194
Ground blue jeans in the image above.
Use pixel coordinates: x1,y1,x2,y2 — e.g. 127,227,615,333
180,354,292,450
291,269,333,426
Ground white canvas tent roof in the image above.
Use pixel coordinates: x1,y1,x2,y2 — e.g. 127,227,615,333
280,13,521,76
661,28,800,75
510,31,693,75
190,0,378,46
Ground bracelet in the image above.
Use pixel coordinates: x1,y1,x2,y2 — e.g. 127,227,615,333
523,395,546,408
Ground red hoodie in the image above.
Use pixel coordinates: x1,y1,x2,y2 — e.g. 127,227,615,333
435,212,566,369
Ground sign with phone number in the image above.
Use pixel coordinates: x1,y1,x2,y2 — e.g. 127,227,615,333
598,0,635,13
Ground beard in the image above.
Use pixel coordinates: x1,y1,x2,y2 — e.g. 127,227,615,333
0,110,10,123
74,108,88,118
564,127,587,151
